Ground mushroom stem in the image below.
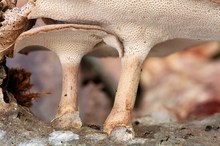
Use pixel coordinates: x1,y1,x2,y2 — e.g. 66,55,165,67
51,57,82,129
104,56,143,137
56,62,79,118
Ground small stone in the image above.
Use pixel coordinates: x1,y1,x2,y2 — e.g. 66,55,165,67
52,111,82,129
18,139,47,146
0,130,6,140
134,121,140,126
205,125,212,132
111,127,133,141
48,131,79,145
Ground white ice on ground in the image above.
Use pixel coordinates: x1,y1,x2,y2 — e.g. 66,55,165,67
0,130,6,140
48,131,79,146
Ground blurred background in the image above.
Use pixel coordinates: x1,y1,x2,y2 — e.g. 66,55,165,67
6,0,220,126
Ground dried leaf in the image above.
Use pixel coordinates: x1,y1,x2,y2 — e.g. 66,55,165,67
5,67,49,107
0,1,35,58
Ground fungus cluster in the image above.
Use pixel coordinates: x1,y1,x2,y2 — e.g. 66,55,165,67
1,0,220,140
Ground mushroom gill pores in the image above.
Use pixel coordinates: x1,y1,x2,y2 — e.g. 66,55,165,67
14,24,122,129
13,0,220,140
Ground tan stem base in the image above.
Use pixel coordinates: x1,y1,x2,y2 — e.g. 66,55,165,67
104,56,143,140
104,110,132,129
52,111,82,129
54,63,82,129
111,126,134,141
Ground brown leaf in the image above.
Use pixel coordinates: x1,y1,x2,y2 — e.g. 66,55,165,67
5,67,49,107
0,1,35,58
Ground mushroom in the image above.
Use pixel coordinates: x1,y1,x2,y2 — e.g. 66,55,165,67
25,0,220,140
14,24,122,129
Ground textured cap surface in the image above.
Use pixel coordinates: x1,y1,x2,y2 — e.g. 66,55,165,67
27,0,220,58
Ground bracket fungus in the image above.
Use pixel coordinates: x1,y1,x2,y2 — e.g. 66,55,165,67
14,24,122,129
25,0,220,140
2,0,220,139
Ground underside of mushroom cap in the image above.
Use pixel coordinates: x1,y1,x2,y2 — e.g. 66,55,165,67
14,24,123,61
149,39,207,57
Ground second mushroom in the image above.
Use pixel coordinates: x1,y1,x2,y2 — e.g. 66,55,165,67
14,24,122,129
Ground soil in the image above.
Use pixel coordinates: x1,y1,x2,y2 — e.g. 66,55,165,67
0,98,219,146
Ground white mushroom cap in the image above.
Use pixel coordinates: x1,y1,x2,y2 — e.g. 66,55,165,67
14,24,123,63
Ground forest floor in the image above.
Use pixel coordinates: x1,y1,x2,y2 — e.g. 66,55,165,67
0,99,219,146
